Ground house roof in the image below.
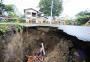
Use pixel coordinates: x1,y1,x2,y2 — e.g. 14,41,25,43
24,8,40,13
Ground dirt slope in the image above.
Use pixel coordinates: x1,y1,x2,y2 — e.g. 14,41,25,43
0,26,90,62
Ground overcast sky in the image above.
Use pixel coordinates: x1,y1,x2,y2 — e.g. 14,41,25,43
3,0,90,18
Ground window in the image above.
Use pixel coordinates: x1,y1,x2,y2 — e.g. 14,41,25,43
32,12,36,17
26,12,31,15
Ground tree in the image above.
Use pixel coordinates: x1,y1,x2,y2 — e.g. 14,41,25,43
39,0,62,17
5,5,14,12
0,0,21,23
76,10,90,25
0,0,5,15
0,0,14,16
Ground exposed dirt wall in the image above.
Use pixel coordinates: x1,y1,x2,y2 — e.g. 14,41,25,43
0,26,90,62
22,27,75,62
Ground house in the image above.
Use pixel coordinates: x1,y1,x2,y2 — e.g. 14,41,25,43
24,8,41,23
24,8,65,25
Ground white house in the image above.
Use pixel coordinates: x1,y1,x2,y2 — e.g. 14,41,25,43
24,8,41,23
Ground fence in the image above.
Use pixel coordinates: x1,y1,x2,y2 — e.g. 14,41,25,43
26,18,65,25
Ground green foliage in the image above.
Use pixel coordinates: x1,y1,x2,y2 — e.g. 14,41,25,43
0,3,5,15
0,24,8,33
4,5,14,12
0,0,22,23
17,18,25,23
65,20,72,25
15,25,23,32
4,5,21,23
8,12,17,17
0,3,19,22
0,1,15,16
0,24,23,35
0,1,14,15
76,10,90,25
76,10,90,17
39,0,62,17
76,16,90,25
6,11,18,22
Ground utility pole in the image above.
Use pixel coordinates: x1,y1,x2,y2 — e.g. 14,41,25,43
51,0,53,18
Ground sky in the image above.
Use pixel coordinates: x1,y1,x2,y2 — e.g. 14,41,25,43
3,0,90,18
